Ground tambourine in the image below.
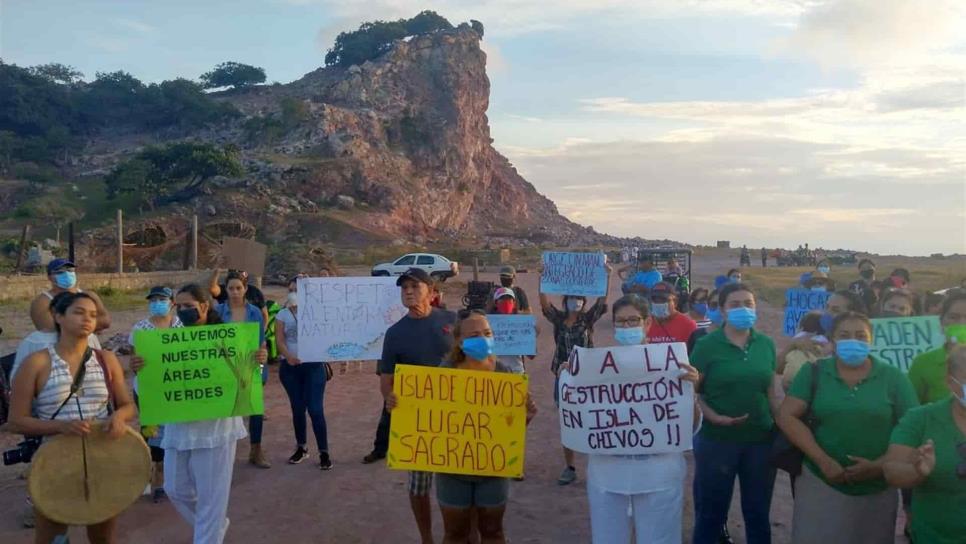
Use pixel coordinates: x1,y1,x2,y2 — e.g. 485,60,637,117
29,423,151,525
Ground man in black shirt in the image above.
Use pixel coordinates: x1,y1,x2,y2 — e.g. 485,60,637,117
485,265,531,314
363,268,455,544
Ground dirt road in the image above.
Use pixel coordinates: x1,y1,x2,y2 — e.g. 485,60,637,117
0,252,897,543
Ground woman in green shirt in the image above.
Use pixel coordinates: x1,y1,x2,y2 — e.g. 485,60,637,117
908,292,966,404
884,344,966,544
777,311,919,544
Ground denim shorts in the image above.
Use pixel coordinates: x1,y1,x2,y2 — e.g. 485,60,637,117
436,473,510,509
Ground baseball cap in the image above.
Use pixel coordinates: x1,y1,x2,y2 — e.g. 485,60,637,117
499,266,516,277
396,268,433,287
649,282,675,301
47,258,76,274
146,286,173,300
493,287,516,300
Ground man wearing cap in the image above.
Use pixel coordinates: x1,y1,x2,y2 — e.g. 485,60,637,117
29,258,111,333
486,266,531,314
365,268,456,544
646,282,698,344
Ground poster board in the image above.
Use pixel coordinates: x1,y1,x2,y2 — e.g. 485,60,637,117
783,288,832,336
489,314,537,356
387,364,528,478
540,251,608,297
222,237,267,277
134,323,262,425
870,316,945,372
296,276,407,362
558,344,694,455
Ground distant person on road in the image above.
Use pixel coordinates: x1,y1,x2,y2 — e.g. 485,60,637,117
388,310,536,544
778,312,918,544
216,271,270,469
371,268,456,544
645,282,697,344
883,344,966,544
908,292,966,404
485,265,531,314
131,284,262,544
29,258,111,333
571,294,701,544
691,283,779,544
276,275,332,470
761,247,768,268
540,262,611,486
848,259,880,317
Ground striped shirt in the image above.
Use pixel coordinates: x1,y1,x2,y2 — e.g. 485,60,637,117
33,346,110,422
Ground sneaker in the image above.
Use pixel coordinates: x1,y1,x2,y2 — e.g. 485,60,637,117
362,451,385,464
319,452,333,471
288,447,309,465
152,488,167,504
557,466,577,486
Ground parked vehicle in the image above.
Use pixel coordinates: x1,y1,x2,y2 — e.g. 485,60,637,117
371,253,459,282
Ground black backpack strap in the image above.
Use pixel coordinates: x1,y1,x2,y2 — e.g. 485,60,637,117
49,347,91,420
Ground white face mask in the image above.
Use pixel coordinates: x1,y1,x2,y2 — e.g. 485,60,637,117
286,292,298,307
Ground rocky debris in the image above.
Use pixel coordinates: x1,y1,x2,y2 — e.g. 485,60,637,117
336,195,355,209
102,333,132,355
206,205,217,216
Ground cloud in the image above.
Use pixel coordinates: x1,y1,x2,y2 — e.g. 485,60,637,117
499,136,966,255
113,18,155,35
777,0,966,69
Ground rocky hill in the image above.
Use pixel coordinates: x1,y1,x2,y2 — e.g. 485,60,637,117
57,24,615,271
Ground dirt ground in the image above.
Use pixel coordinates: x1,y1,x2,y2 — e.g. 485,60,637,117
0,252,914,543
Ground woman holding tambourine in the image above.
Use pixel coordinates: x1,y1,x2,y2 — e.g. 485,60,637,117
7,291,137,543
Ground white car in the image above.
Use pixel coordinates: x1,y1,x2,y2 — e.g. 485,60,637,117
371,253,459,282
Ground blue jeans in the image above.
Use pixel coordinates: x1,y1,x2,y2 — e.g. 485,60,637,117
692,434,775,544
249,365,269,444
279,361,328,452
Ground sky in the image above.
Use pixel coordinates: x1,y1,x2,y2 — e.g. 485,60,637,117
2,0,964,256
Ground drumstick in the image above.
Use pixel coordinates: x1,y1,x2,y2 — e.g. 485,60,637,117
81,433,90,501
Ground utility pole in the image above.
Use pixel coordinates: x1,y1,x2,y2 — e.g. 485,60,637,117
116,209,123,274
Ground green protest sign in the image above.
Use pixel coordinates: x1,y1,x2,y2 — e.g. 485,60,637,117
134,323,262,425
870,316,945,373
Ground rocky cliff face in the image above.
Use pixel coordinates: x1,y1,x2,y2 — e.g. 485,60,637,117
71,25,610,269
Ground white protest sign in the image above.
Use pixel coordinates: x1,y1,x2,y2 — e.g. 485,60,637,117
296,277,408,362
558,344,694,455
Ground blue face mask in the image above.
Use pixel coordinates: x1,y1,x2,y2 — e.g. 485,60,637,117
462,336,495,361
817,265,831,275
820,312,835,335
692,303,709,317
726,307,757,330
706,308,723,326
836,339,870,367
149,300,171,317
54,270,77,289
614,327,645,346
565,298,584,312
729,276,741,284
811,286,827,292
650,302,670,319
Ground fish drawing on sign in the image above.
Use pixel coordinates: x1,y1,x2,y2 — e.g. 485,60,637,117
326,333,386,360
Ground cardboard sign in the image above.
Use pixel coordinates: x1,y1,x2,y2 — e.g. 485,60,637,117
296,276,407,362
540,251,608,297
558,344,694,455
488,315,537,356
783,288,832,336
871,316,945,373
387,364,528,478
134,323,262,425
222,237,267,277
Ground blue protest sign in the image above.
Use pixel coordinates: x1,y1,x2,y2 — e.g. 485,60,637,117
783,288,832,336
488,315,537,356
541,252,608,297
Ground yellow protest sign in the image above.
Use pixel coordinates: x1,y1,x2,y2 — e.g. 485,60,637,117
387,364,528,478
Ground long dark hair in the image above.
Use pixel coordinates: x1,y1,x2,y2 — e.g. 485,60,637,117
177,283,222,325
831,289,867,315
50,291,96,335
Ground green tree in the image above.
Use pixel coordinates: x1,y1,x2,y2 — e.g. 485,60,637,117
105,142,243,207
200,62,266,89
324,11,453,67
27,63,84,85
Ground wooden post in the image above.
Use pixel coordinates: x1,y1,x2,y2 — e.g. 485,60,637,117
191,215,199,270
68,222,75,263
13,224,30,274
116,209,123,274
473,256,479,282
